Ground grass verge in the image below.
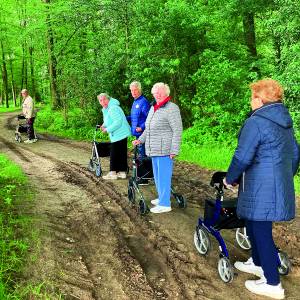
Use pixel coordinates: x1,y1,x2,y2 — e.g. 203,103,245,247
0,154,61,299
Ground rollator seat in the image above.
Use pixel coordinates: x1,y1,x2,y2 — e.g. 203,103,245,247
136,157,153,179
95,141,111,157
204,198,245,229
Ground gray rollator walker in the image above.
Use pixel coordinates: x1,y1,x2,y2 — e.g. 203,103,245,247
88,125,111,177
128,147,187,215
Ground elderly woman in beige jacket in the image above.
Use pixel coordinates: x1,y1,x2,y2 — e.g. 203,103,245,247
133,82,183,214
21,89,37,143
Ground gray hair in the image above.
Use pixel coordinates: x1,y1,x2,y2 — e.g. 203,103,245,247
129,81,142,92
151,82,170,96
97,93,110,100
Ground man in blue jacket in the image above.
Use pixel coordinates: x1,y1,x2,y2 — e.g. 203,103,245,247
128,81,150,159
224,79,300,300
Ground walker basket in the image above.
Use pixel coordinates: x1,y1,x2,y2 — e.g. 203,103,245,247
204,198,245,229
95,141,111,157
17,124,28,133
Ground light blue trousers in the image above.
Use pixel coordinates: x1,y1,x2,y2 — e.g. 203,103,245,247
151,156,173,207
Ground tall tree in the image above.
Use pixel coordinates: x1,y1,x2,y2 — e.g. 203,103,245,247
43,0,61,109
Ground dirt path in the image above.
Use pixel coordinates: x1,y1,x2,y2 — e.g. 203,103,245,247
1,112,299,300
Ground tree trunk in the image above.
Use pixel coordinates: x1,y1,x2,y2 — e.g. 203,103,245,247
43,0,61,109
9,58,17,106
20,42,26,105
243,12,257,57
29,45,37,100
1,40,9,108
274,35,281,67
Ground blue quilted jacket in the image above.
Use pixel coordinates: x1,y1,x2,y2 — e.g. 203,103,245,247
226,102,300,221
127,95,150,137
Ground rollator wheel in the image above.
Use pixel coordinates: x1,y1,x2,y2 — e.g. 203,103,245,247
175,194,187,209
128,179,136,204
139,200,149,215
88,159,96,172
194,225,211,255
278,251,291,275
218,257,234,283
95,164,102,177
235,227,251,250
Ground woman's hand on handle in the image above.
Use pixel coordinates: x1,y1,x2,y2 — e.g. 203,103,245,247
223,178,237,192
132,140,141,147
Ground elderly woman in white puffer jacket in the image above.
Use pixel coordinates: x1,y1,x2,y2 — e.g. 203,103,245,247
133,82,183,214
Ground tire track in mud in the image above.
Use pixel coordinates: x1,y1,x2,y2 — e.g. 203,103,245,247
0,139,160,299
1,113,300,299
1,136,219,299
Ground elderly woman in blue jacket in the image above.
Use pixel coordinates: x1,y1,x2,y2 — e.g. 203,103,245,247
224,79,300,300
98,93,131,180
127,81,150,159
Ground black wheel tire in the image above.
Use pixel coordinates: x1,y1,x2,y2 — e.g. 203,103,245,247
176,194,187,209
95,165,102,177
139,200,149,215
278,251,291,275
128,179,136,204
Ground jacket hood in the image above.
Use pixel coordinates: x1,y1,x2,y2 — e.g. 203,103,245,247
252,102,293,129
102,98,120,112
108,98,120,107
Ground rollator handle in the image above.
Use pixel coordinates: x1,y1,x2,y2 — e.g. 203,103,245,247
210,171,227,191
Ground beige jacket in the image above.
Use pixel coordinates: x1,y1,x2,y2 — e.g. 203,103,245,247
22,96,36,119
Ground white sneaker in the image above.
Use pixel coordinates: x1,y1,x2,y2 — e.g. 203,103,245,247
234,257,264,277
150,205,172,214
102,172,118,180
245,280,285,299
24,139,35,144
117,172,126,179
151,199,159,205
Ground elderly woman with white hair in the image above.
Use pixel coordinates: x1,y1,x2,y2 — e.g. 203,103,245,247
98,93,131,180
133,82,183,213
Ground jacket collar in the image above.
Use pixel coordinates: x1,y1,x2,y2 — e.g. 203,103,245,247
248,100,282,117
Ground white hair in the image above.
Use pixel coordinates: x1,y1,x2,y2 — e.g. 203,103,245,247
97,93,110,100
129,81,142,92
151,82,170,96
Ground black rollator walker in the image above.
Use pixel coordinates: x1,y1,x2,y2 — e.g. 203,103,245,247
127,147,187,214
194,171,291,283
88,125,111,177
15,115,37,143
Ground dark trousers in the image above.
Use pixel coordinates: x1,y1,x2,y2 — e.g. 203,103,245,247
110,137,128,172
27,117,35,140
246,220,280,285
137,143,146,159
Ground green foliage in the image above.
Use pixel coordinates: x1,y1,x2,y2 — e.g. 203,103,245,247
0,155,29,297
35,104,109,141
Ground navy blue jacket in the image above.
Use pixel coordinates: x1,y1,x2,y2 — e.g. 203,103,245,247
127,95,150,137
226,102,300,221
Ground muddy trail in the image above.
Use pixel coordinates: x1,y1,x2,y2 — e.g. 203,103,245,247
1,112,300,300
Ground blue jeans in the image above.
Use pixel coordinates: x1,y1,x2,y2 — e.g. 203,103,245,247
246,220,280,285
151,156,173,207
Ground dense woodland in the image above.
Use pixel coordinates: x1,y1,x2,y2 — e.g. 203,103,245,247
0,0,300,143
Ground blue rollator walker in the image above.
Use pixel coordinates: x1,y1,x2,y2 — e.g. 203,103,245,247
194,171,291,283
127,147,187,215
88,125,111,177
